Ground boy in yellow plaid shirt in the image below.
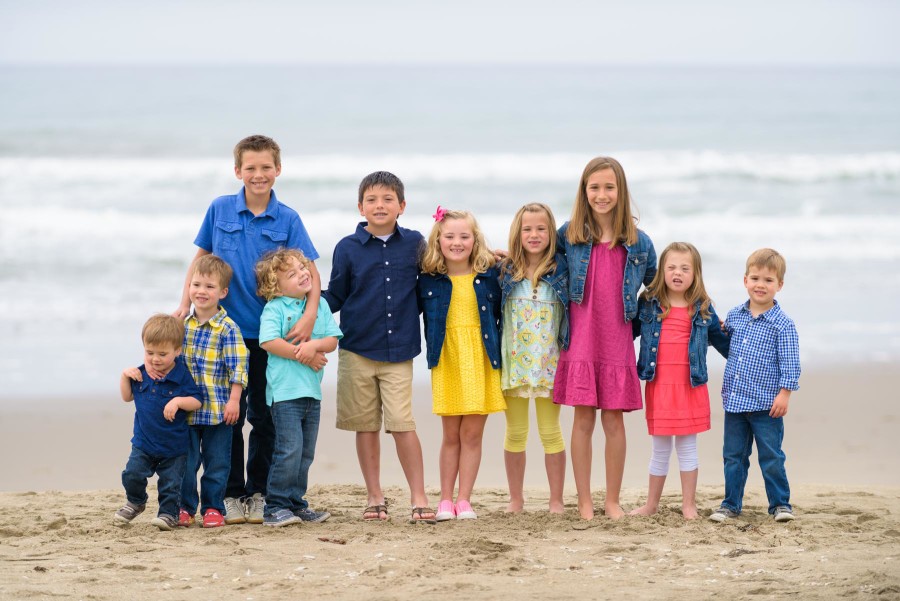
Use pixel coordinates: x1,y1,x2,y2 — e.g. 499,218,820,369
179,255,249,527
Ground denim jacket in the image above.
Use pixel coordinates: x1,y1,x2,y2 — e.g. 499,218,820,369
418,266,502,369
557,221,656,321
633,297,730,387
499,253,571,350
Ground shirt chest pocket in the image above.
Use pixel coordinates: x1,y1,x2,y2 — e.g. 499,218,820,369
260,228,289,252
215,221,243,251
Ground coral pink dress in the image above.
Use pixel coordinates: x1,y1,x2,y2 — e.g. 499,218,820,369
554,244,642,410
644,306,710,435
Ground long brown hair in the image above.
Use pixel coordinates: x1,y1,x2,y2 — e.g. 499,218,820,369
641,242,712,319
566,156,638,248
503,203,558,287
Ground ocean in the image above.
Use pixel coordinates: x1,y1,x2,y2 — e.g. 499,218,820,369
2,64,898,399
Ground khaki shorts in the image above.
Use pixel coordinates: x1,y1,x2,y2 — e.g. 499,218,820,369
336,349,416,433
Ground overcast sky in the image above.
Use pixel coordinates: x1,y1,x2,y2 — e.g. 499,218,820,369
1,0,897,65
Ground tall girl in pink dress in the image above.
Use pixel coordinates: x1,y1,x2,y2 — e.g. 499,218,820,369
629,242,729,519
554,157,656,520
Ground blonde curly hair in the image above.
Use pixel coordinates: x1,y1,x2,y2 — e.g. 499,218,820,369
255,249,311,301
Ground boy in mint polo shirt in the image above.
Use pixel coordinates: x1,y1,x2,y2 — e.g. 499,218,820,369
255,248,342,526
173,135,321,524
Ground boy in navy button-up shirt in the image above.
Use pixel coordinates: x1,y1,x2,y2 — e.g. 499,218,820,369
323,171,435,523
115,314,202,531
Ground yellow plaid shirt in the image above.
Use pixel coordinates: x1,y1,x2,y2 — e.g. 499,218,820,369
183,307,249,426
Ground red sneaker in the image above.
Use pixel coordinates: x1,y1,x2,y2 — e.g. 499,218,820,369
178,508,195,527
202,508,225,528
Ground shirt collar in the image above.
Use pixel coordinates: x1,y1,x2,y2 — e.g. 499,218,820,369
274,295,308,309
354,221,402,244
146,356,186,383
237,186,280,218
188,306,228,327
741,299,781,321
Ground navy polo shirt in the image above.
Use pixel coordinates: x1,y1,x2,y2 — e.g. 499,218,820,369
194,187,319,338
323,222,423,362
131,356,203,458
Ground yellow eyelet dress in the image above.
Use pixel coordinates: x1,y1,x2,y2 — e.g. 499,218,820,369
431,273,506,416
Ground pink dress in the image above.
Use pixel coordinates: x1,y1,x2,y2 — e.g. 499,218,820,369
644,306,711,435
553,244,642,410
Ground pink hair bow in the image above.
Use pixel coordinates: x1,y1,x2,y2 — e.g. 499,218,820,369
432,205,447,222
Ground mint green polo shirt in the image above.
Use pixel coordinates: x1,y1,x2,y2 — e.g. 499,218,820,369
259,296,343,404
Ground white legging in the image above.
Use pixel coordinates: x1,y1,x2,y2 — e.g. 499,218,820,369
648,434,698,476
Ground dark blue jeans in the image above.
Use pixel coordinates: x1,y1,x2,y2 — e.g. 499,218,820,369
181,423,232,514
264,398,321,516
122,445,187,518
226,339,274,498
722,411,791,514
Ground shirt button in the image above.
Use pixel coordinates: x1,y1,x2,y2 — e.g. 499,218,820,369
387,313,392,317
383,244,387,248
654,332,658,337
532,295,537,300
475,279,481,284
388,330,392,334
386,277,390,282
484,334,488,339
650,362,655,366
625,279,630,284
481,306,486,311
493,360,497,365
385,261,389,265
428,291,432,296
387,296,391,300
652,347,656,352
626,295,631,300
634,259,639,264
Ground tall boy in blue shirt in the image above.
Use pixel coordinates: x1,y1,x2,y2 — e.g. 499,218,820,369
172,135,320,524
324,171,435,523
710,248,801,524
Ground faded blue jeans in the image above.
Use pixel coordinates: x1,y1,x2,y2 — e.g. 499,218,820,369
721,411,791,514
181,423,232,515
264,398,321,516
122,446,187,519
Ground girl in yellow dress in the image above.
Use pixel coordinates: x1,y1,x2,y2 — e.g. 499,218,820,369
418,207,504,521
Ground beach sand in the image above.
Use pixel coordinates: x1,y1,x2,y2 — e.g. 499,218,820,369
1,366,898,599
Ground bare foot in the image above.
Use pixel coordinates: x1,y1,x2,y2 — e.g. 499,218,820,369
682,504,699,520
628,503,658,517
548,501,565,514
578,499,594,520
505,500,524,513
604,503,625,520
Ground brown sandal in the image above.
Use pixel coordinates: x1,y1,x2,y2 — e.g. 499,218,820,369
409,506,437,524
362,504,388,521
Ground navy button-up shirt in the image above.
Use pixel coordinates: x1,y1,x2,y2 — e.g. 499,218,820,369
323,222,424,362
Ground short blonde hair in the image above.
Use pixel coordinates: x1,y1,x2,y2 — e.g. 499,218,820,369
193,254,233,288
256,249,310,301
420,210,495,275
141,313,183,349
233,134,281,169
746,248,786,281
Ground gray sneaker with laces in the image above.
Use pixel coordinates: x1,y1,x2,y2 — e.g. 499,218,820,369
246,493,265,524
773,506,796,522
709,507,740,523
294,508,331,523
263,508,302,527
224,496,247,525
150,514,178,531
114,501,145,525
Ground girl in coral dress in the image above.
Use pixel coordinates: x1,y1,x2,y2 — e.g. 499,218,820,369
418,208,504,521
629,242,730,519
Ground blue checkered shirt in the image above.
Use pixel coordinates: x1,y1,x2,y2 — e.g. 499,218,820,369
721,300,800,413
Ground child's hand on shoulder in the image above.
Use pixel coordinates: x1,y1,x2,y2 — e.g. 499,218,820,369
122,367,142,382
163,399,180,421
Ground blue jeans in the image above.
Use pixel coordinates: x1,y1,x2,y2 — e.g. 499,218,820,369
181,423,232,514
121,445,187,518
264,398,321,516
722,411,791,514
227,339,274,498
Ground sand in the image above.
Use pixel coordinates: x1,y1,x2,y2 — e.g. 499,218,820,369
1,366,899,599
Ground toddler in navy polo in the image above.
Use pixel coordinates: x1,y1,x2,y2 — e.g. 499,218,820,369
114,314,202,531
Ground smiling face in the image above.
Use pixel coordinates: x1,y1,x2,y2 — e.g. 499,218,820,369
439,217,475,273
143,342,181,376
276,257,313,299
585,168,618,220
520,210,551,260
359,184,405,236
189,271,228,317
744,266,783,312
663,250,695,301
235,149,281,204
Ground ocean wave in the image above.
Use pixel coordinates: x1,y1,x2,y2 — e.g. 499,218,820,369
1,151,899,187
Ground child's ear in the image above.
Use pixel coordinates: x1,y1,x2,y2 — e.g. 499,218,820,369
220,287,229,299
234,165,241,179
398,199,407,216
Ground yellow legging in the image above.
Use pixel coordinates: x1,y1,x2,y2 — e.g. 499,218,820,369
503,395,565,454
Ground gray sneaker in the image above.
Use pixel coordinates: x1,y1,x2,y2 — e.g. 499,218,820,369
224,496,247,525
294,508,331,523
246,493,265,524
709,507,740,523
150,514,178,531
114,501,145,525
774,506,796,522
263,508,302,527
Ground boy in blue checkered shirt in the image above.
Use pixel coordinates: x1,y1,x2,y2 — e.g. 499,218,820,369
710,248,801,524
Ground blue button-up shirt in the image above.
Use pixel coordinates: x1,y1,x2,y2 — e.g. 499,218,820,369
131,356,203,458
323,223,424,363
194,187,319,338
721,300,801,413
